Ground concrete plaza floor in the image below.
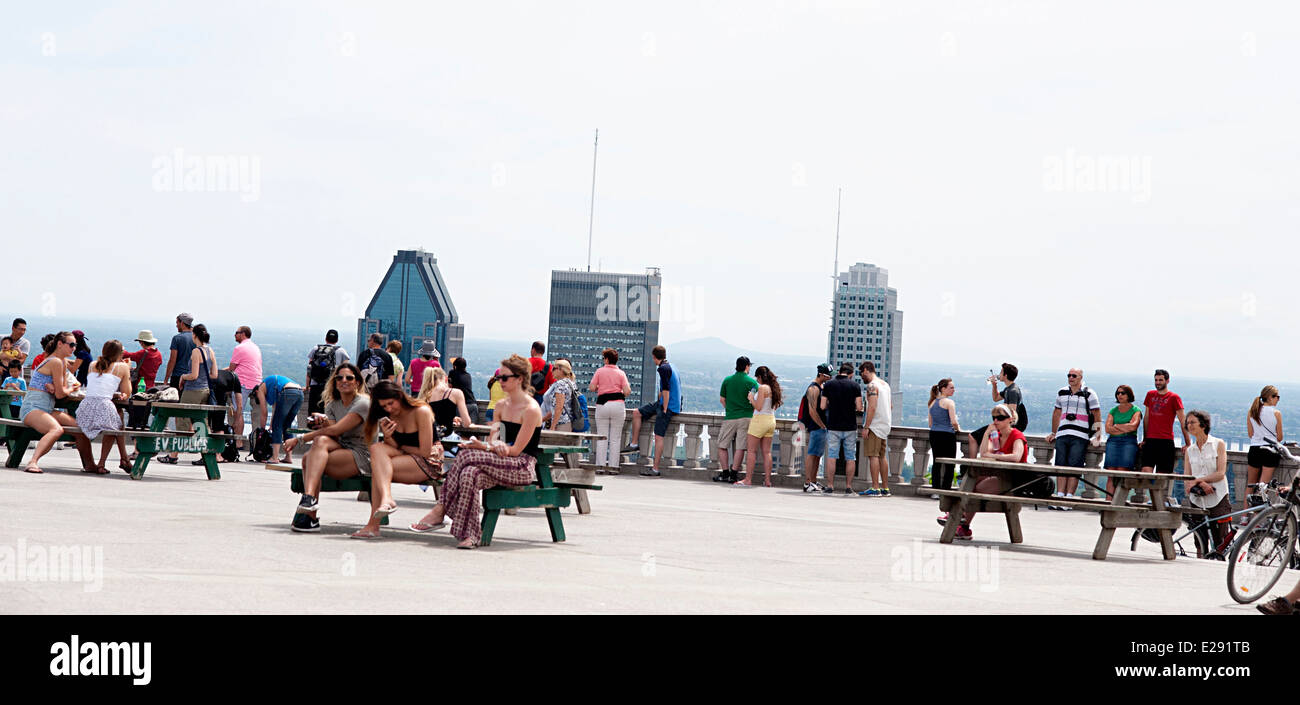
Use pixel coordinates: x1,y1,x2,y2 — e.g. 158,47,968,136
0,447,1273,614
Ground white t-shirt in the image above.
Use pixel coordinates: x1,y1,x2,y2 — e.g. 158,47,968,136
867,377,892,438
1249,406,1281,447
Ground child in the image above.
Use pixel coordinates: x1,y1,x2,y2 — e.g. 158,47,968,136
0,336,19,366
2,360,26,416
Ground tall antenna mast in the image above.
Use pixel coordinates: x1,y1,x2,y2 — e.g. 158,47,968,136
832,187,841,290
586,128,599,272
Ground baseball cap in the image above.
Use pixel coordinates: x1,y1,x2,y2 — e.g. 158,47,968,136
817,363,833,377
177,312,194,326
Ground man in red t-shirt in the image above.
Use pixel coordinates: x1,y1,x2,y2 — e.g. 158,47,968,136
528,340,554,403
1139,368,1187,474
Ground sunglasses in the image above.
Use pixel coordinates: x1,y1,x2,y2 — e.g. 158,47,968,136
498,373,518,381
1067,374,1079,378
335,375,356,382
992,414,1010,421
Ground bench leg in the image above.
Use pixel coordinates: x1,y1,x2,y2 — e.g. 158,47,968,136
1148,482,1178,560
545,506,566,542
130,452,154,481
1004,505,1023,543
572,488,591,515
201,452,221,481
6,435,31,468
480,509,500,547
1092,526,1116,560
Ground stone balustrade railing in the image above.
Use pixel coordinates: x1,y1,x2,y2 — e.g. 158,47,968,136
469,401,1295,509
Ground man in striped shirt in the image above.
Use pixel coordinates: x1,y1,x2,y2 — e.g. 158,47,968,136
1044,368,1101,508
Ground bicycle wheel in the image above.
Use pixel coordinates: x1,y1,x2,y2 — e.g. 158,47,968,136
1226,506,1297,604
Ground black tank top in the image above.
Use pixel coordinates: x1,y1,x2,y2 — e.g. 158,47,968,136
392,429,421,448
501,420,540,459
429,390,458,433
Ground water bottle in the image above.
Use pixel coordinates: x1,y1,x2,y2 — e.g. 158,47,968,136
136,379,146,394
988,427,1000,452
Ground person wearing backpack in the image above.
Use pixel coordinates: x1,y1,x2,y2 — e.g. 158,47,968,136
1044,368,1101,509
528,340,554,405
170,323,219,465
253,374,305,464
356,333,395,392
968,362,1028,458
306,329,349,414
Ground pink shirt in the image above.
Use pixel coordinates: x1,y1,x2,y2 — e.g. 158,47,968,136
590,365,629,397
408,358,441,395
229,340,263,391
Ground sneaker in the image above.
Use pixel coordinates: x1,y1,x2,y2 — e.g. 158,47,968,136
296,494,319,514
622,443,640,453
190,458,208,466
640,468,661,477
1256,596,1299,615
880,488,891,497
954,525,973,540
156,455,178,465
858,488,881,497
291,514,320,533
712,471,729,482
929,493,940,500
937,513,949,526
843,488,856,496
821,484,836,495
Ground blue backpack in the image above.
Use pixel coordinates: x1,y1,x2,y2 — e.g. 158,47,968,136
576,393,590,433
566,386,590,433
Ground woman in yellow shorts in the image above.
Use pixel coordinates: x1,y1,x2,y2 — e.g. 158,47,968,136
737,366,782,487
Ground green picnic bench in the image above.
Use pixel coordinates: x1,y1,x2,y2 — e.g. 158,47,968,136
0,390,235,480
281,443,601,545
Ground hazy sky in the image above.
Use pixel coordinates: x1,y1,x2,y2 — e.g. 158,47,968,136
3,2,1297,382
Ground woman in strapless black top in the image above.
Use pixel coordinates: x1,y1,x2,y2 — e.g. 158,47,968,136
350,381,442,539
416,366,473,437
413,354,542,549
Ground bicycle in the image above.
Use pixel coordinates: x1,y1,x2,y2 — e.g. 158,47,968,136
1226,440,1300,604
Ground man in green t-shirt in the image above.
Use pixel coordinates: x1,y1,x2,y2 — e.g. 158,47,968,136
714,356,758,483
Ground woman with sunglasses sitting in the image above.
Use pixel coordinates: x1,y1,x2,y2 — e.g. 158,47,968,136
351,381,443,539
410,354,541,549
18,331,96,474
283,363,371,532
948,403,1028,540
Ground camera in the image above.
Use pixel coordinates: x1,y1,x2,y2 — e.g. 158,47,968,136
1065,413,1078,421
1189,484,1207,496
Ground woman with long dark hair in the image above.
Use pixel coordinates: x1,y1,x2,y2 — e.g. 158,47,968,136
282,363,372,532
410,354,541,549
350,381,442,539
75,339,133,473
736,366,782,487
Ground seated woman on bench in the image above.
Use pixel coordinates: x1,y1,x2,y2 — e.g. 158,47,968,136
283,363,370,530
350,381,442,539
411,354,541,549
18,331,96,473
955,403,1028,540
75,339,133,474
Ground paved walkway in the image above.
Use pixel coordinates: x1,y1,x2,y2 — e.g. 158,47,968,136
0,447,1267,614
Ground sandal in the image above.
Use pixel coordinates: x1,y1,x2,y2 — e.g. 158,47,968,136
119,460,134,473
350,528,381,540
82,466,110,475
373,503,398,519
23,464,43,474
456,538,478,549
732,480,753,487
409,519,447,533
764,477,772,488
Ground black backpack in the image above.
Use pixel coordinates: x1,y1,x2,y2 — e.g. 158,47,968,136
248,427,273,463
530,362,551,393
308,344,339,384
220,424,240,463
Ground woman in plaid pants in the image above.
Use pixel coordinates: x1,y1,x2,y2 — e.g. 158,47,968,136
412,355,541,549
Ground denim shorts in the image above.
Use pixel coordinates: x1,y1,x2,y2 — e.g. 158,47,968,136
1104,435,1138,469
826,429,857,461
1054,434,1088,467
806,428,827,457
638,402,676,437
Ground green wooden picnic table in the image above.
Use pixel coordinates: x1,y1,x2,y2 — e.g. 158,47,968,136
128,401,231,480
